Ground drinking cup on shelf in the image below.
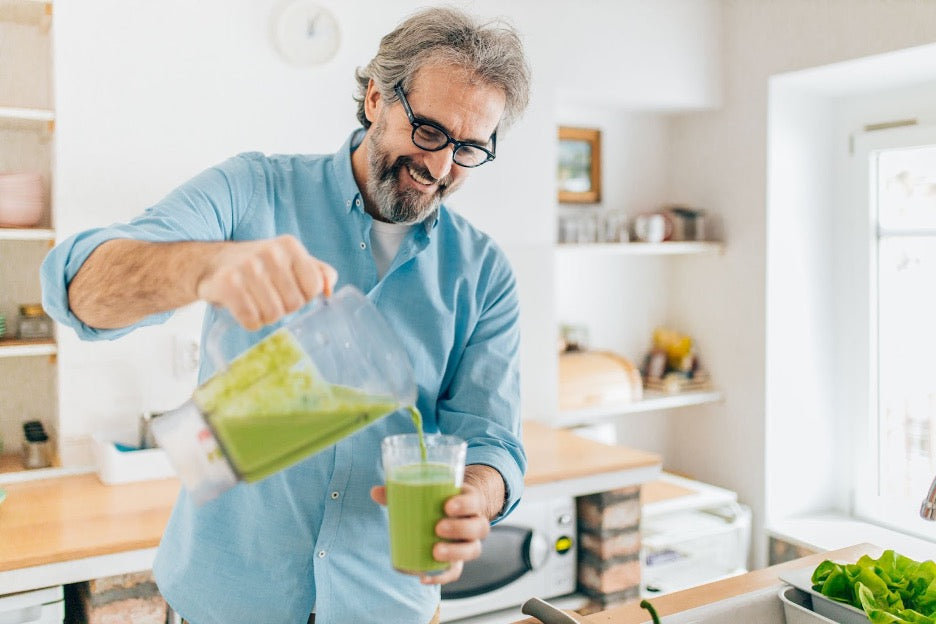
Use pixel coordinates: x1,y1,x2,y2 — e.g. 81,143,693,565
633,213,671,243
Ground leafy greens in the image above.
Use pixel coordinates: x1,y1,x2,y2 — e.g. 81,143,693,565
812,550,936,624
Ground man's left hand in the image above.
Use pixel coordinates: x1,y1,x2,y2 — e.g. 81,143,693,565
370,478,494,585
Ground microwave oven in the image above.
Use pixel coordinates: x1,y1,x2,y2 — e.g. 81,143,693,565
439,495,577,622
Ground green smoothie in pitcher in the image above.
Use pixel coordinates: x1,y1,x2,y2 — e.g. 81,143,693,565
194,328,401,482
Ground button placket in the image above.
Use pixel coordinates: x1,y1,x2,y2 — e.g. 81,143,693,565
313,439,352,565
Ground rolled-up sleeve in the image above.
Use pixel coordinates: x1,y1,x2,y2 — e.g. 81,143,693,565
40,154,262,341
436,251,525,523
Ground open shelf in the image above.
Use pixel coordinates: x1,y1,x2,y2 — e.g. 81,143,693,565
0,106,55,132
0,227,54,241
555,388,724,428
0,452,93,484
556,241,724,257
0,338,56,358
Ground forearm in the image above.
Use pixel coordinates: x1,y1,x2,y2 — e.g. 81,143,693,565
68,239,224,329
464,464,507,521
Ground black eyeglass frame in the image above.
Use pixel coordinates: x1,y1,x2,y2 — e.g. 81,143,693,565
393,83,497,168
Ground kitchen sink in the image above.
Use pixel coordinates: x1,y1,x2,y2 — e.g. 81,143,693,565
650,586,785,624
522,586,787,624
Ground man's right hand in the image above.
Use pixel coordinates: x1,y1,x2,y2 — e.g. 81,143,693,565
197,235,338,331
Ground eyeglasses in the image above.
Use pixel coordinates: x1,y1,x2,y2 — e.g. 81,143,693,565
394,83,496,168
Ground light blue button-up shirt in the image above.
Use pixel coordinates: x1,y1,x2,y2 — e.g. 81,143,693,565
40,131,526,624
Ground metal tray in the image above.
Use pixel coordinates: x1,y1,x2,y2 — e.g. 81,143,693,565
779,565,870,624
780,586,841,624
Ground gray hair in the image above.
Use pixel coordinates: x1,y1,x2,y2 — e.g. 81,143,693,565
354,6,531,133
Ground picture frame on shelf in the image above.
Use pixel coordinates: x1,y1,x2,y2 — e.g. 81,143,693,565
557,126,601,204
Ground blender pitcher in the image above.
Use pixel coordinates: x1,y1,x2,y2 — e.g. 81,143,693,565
151,286,416,505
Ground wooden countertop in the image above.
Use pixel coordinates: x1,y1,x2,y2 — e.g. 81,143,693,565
0,474,178,571
522,420,660,486
0,420,659,574
513,543,882,624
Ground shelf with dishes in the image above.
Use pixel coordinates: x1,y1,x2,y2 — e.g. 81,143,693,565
555,241,723,257
557,333,721,428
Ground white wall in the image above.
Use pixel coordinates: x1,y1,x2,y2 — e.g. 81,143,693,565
50,0,722,461
764,82,838,520
667,0,936,567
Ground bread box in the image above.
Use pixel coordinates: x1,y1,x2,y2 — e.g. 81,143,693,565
558,350,643,411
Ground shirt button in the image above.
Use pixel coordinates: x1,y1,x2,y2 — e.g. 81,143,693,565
346,199,351,207
355,198,361,206
330,491,339,499
359,241,366,250
318,550,326,558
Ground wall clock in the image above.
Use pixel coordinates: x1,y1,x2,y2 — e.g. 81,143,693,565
271,0,341,67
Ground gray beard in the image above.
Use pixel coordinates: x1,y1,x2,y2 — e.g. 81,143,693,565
366,122,449,225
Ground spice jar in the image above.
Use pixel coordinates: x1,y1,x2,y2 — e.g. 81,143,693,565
16,304,53,340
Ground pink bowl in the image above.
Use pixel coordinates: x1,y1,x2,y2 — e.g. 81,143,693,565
0,173,45,227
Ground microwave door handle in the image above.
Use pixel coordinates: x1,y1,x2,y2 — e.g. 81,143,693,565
525,530,549,570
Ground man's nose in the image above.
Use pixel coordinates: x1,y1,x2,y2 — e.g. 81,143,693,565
424,148,454,182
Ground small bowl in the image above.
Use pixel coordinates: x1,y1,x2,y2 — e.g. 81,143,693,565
0,172,45,227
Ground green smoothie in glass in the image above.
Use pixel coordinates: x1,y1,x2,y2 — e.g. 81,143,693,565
382,425,467,575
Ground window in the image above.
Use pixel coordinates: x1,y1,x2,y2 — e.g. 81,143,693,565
853,125,936,540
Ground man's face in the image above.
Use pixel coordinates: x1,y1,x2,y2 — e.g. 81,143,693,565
364,65,506,225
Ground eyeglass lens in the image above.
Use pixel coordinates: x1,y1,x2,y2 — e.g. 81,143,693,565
412,125,490,167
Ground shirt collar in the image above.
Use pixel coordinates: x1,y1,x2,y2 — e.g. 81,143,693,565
332,129,365,215
332,128,442,235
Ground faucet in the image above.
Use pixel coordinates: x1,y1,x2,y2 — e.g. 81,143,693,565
922,475,936,520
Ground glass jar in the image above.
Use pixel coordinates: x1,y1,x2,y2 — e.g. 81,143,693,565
16,304,53,340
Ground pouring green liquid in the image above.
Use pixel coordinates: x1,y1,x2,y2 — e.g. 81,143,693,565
409,406,427,462
194,329,401,483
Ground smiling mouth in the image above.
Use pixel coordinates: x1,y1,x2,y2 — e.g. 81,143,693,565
405,163,436,189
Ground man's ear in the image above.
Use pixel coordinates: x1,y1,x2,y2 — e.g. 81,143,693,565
364,79,382,124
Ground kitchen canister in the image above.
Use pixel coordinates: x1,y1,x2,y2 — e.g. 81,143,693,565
0,172,44,228
16,304,53,340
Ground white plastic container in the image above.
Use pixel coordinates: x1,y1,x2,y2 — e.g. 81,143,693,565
92,431,175,485
0,586,64,624
641,502,752,596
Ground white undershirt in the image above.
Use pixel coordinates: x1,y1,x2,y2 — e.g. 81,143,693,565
369,219,413,280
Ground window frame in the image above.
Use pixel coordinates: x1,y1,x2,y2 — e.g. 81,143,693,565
851,124,936,541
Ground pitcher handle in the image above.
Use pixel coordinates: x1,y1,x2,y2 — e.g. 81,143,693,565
204,307,238,374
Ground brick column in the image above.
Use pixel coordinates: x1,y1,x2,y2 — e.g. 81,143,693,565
576,485,642,612
78,571,167,624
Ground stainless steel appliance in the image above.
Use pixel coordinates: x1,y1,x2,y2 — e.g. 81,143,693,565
440,495,577,622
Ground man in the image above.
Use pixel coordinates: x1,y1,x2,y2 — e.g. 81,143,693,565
40,6,530,624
